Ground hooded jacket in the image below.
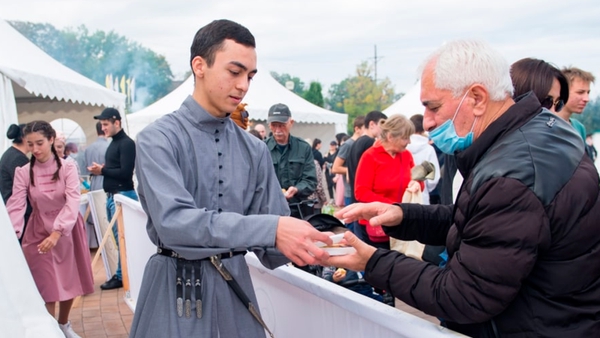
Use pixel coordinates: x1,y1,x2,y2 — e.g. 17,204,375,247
365,93,600,337
406,134,440,204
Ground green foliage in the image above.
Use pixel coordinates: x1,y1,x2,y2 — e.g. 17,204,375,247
270,71,306,96
326,79,349,113
303,82,324,107
327,61,401,133
9,21,173,110
572,96,600,134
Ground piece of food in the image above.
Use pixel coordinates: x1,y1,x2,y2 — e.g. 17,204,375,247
335,268,347,279
322,243,349,248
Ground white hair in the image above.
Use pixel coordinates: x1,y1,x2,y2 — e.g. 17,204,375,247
420,39,514,101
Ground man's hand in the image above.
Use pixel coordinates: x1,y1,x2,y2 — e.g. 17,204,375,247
284,186,298,199
318,231,376,272
87,162,104,175
275,216,332,266
335,202,403,227
37,231,61,254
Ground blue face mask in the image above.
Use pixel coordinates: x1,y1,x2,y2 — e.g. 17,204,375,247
429,91,477,154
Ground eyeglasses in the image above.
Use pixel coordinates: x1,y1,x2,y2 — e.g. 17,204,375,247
541,96,564,113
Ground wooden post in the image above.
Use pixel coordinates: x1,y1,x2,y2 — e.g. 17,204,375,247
91,205,121,269
116,202,130,292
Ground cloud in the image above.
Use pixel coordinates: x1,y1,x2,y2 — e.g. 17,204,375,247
2,0,599,97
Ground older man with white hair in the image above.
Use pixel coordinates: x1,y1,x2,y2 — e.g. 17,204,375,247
325,40,600,337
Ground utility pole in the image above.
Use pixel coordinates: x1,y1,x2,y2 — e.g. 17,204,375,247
371,44,384,86
371,44,384,109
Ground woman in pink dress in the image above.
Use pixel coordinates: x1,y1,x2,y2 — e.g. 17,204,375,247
7,121,94,338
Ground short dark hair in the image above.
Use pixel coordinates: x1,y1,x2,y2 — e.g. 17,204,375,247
511,58,569,106
96,121,104,136
410,114,424,134
248,129,262,139
353,115,365,130
190,19,255,70
364,111,387,129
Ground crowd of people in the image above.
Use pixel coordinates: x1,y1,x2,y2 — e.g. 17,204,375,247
1,18,599,338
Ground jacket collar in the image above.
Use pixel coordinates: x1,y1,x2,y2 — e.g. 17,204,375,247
112,128,126,140
179,95,232,133
455,92,542,177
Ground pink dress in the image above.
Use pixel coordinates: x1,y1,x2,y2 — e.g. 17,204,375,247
7,157,94,302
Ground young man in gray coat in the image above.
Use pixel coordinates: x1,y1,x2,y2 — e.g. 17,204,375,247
130,19,331,338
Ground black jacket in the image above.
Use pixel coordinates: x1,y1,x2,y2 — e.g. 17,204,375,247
366,93,600,337
102,129,136,193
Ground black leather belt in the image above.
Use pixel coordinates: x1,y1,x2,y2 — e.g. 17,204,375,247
157,247,246,260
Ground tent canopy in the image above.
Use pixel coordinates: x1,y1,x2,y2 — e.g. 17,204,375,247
383,80,424,118
0,19,125,149
127,72,347,143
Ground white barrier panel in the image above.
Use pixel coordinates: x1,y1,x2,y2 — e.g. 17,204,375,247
247,254,463,338
114,194,155,312
116,196,464,337
0,200,64,338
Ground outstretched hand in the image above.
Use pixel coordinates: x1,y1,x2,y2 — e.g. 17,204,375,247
334,202,404,227
318,231,376,272
275,216,332,266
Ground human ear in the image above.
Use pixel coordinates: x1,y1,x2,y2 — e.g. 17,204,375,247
191,56,206,79
470,84,488,117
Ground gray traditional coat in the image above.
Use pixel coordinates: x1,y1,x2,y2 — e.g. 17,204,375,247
130,96,290,338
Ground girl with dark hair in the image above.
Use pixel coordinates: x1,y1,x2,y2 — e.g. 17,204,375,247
510,57,569,114
6,120,94,338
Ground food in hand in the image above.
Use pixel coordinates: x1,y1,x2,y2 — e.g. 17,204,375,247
335,268,347,279
323,243,349,248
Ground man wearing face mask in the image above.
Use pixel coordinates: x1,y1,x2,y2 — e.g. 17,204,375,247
321,40,600,337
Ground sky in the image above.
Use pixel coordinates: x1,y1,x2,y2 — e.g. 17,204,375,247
2,0,600,99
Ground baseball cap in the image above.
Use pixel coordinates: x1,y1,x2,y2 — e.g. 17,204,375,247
94,107,122,120
267,103,291,124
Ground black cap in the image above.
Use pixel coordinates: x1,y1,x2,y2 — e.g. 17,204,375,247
94,107,122,120
304,213,346,232
267,103,291,124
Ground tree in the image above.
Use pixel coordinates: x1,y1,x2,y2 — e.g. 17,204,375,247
326,79,349,113
326,61,401,131
9,21,174,110
303,81,324,107
573,96,600,134
270,71,306,96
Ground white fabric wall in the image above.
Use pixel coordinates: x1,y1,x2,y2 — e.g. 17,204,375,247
1,74,18,151
0,200,64,338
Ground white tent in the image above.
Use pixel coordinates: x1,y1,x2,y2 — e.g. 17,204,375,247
127,72,347,143
383,80,424,118
0,19,125,150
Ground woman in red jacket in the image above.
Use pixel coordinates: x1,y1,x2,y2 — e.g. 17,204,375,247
355,115,421,249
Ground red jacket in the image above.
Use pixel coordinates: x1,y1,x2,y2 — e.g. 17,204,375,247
355,142,416,227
